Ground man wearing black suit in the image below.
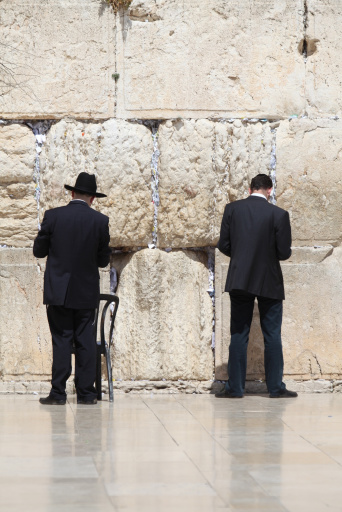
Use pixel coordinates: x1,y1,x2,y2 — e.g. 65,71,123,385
216,174,297,399
33,172,111,405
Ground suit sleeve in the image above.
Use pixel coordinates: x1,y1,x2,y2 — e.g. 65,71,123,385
33,211,51,258
97,217,111,268
217,204,231,257
275,210,292,261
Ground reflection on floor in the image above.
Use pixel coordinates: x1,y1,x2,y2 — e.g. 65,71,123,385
0,394,342,511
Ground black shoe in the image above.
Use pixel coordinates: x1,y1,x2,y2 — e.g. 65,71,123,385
77,398,98,405
215,389,243,398
270,389,298,398
39,396,66,405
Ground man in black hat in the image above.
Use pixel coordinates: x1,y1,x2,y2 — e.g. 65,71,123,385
216,173,297,399
33,172,111,405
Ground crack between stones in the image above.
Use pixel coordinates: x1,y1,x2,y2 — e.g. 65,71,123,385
26,121,52,230
142,120,161,249
319,246,334,261
113,8,118,117
314,354,323,376
303,0,308,60
269,126,277,205
207,248,216,379
302,0,309,117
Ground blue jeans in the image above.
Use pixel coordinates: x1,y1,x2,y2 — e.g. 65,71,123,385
226,290,286,396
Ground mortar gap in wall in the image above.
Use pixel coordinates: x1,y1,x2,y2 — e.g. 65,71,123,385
142,120,162,249
26,120,54,230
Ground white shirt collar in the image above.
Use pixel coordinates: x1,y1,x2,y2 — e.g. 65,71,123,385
71,199,87,204
251,193,267,200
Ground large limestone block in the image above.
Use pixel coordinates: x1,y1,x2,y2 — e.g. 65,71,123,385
0,124,37,247
215,247,342,381
276,118,342,245
40,119,153,247
281,247,342,379
0,0,115,119
0,249,51,380
117,0,305,119
158,119,274,247
111,249,213,380
306,1,342,117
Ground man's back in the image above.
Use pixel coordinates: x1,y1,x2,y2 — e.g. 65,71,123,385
34,173,111,405
33,200,110,308
218,196,292,300
216,174,297,399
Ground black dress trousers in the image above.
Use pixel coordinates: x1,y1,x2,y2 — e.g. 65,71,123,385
227,290,286,397
47,306,97,401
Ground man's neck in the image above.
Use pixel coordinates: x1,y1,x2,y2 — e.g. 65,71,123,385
251,192,268,200
72,199,87,204
71,192,94,207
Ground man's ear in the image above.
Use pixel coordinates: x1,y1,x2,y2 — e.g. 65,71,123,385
90,196,95,205
72,191,75,199
248,188,252,195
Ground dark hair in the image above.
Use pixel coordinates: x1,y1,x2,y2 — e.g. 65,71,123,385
250,174,273,191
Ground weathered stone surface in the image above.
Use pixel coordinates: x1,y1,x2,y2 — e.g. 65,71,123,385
306,1,342,117
242,379,337,394
214,250,230,381
276,119,342,245
284,379,333,393
0,249,51,380
0,381,74,394
158,119,274,247
281,248,342,379
0,124,37,247
0,0,115,119
2,379,342,395
0,214,110,384
40,119,154,247
111,249,213,380
111,380,214,394
287,246,333,264
117,0,305,119
215,247,342,381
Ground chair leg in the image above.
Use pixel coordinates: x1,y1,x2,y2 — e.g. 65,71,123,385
95,346,102,401
105,344,114,403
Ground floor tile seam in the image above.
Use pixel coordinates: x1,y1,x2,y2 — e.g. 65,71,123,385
66,399,81,435
141,397,230,507
98,478,117,511
209,433,294,504
297,432,342,468
172,397,263,508
238,472,290,512
282,415,342,468
141,397,180,448
174,395,254,457
174,397,292,506
243,415,342,500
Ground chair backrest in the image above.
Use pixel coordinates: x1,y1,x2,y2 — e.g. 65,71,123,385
95,294,119,351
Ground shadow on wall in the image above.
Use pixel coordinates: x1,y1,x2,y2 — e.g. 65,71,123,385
98,1,109,17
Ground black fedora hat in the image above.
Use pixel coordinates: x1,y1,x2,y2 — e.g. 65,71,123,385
64,172,106,198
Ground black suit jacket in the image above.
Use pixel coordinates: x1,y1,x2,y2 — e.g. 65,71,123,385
218,196,292,300
33,200,111,309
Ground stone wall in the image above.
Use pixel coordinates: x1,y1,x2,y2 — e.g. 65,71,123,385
1,0,342,392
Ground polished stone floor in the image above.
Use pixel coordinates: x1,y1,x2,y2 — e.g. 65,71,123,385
0,394,342,512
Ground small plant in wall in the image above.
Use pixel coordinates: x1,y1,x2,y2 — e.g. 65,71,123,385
106,0,132,13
